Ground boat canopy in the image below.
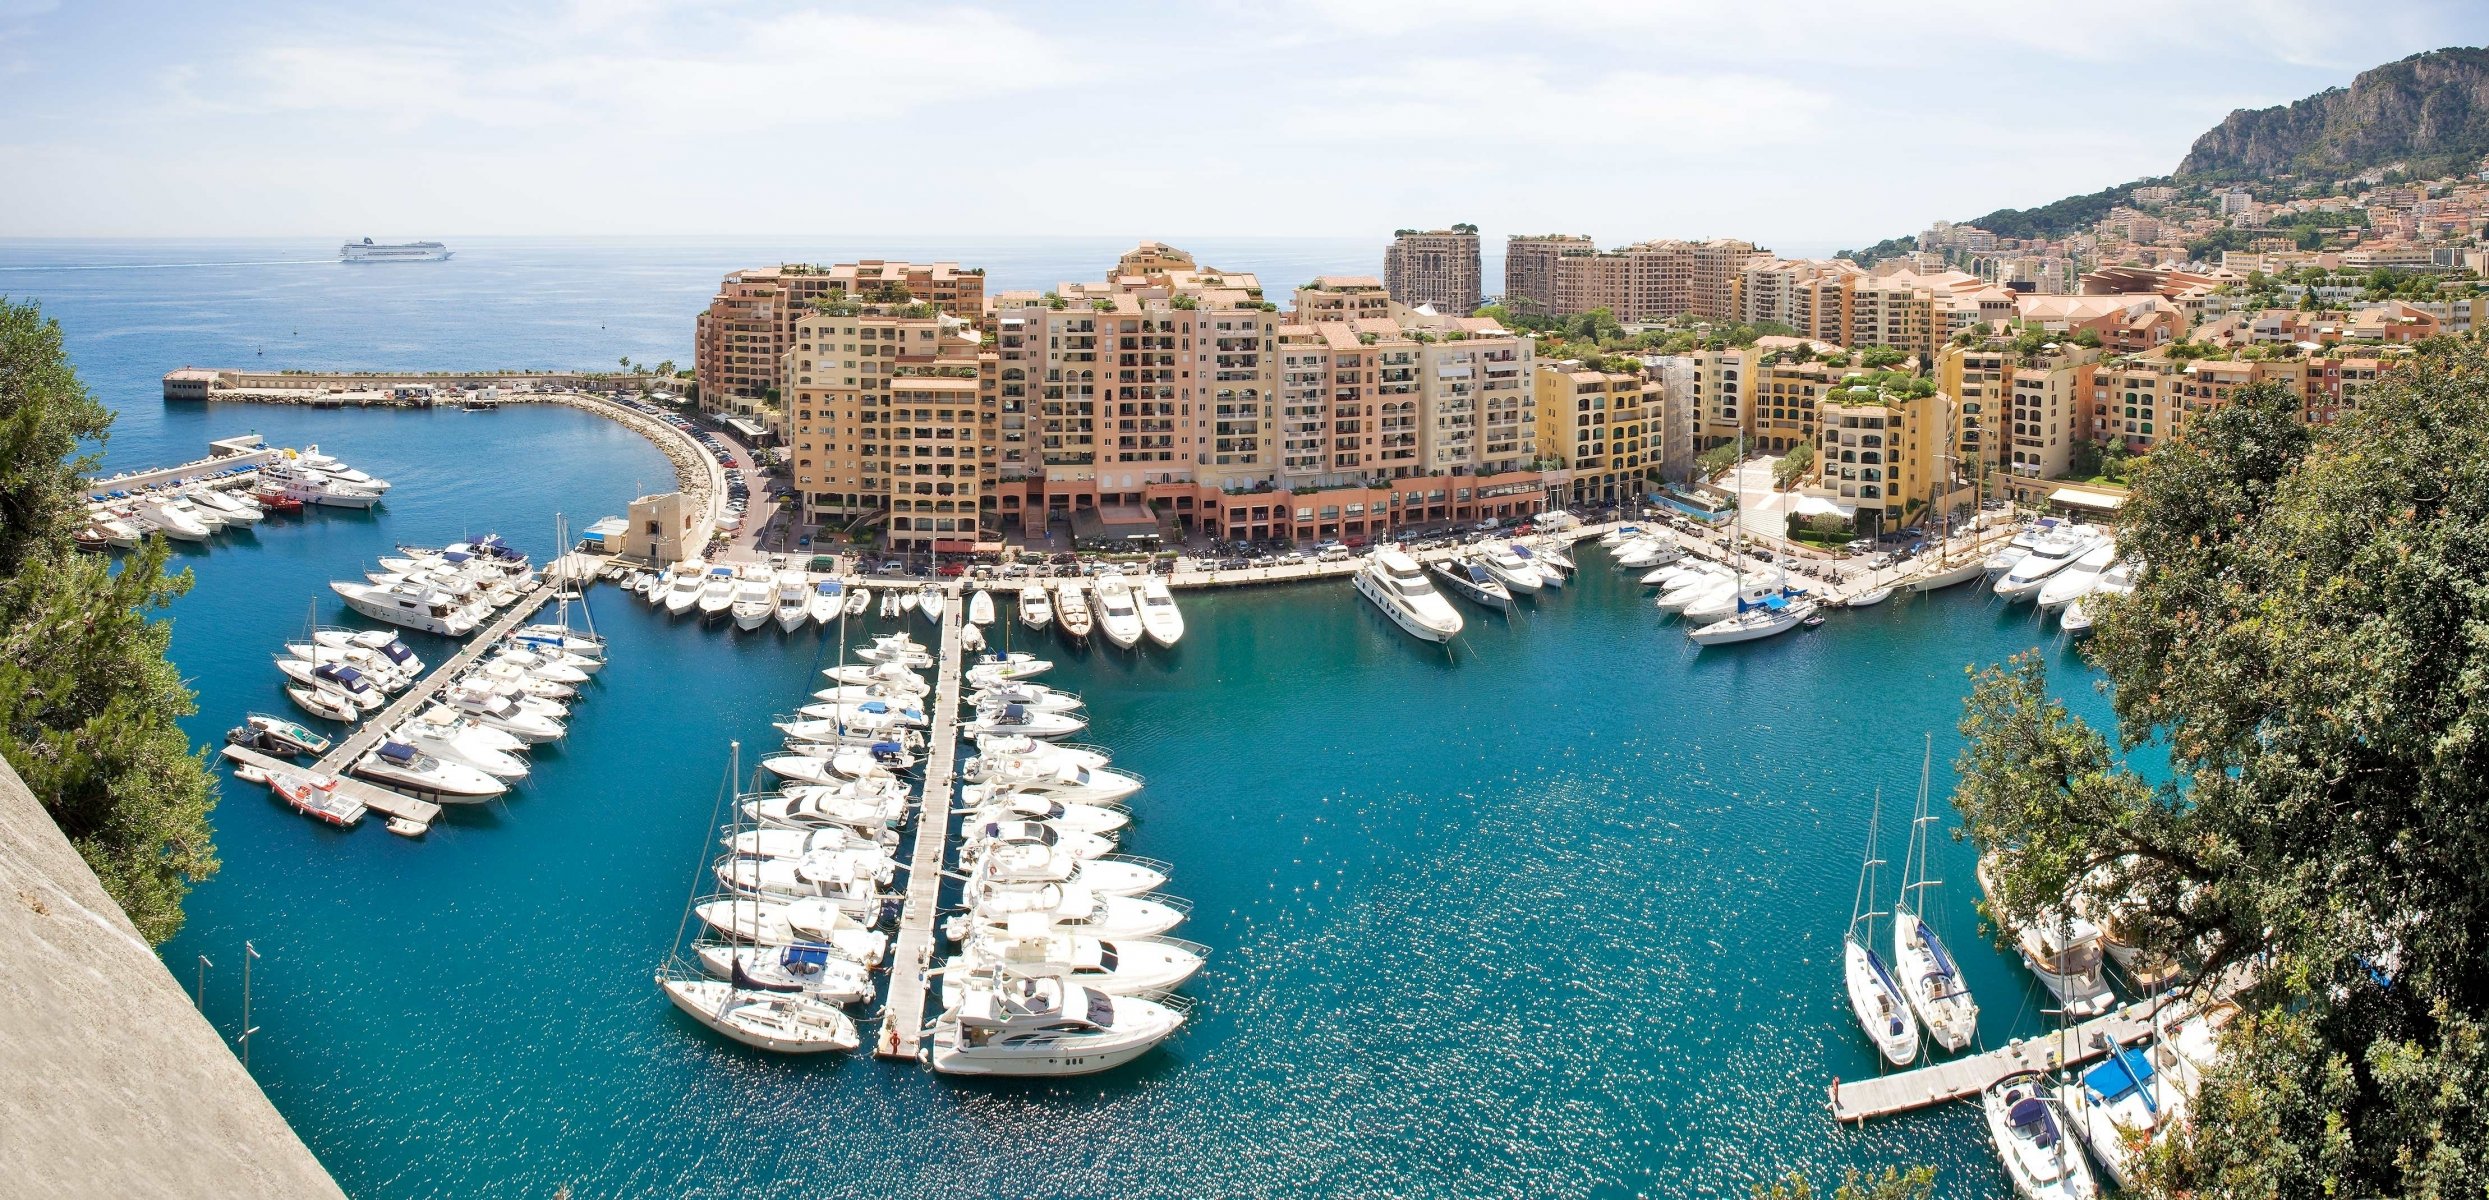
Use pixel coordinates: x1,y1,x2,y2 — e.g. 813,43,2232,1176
378,741,417,764
380,642,415,664
816,580,843,595
2082,1045,2159,1108
781,944,834,973
2007,1096,2061,1146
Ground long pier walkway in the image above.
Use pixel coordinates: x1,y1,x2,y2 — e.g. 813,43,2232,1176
876,583,965,1060
1829,998,2160,1122
217,742,441,830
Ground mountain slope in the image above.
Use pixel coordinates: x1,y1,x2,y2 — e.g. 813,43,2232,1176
2178,47,2489,181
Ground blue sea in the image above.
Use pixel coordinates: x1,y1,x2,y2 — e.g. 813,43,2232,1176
1,238,2110,1198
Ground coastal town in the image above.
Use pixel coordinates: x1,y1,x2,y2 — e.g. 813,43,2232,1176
9,12,2489,1200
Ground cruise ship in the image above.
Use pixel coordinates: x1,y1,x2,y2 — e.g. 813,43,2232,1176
340,237,451,263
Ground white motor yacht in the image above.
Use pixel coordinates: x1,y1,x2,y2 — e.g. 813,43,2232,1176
390,710,531,780
1055,582,1092,642
1479,546,1543,594
694,943,873,1004
730,565,775,632
693,896,890,966
715,848,897,903
1983,1071,2102,1200
949,880,1186,941
442,686,565,743
807,581,842,628
281,642,413,692
761,746,917,788
965,651,1051,683
489,643,593,683
1510,543,1565,588
2035,540,2118,612
928,972,1186,1077
1137,577,1184,648
1433,558,1513,611
774,570,812,633
967,589,996,627
841,586,870,619
744,783,911,832
1017,585,1052,631
311,629,424,674
916,584,945,626
331,578,483,637
856,634,933,667
136,497,212,541
1613,537,1672,569
286,684,359,723
959,819,1114,864
726,825,898,862
1995,528,2097,603
969,735,1109,771
1977,854,2117,1017
963,703,1088,740
463,660,576,702
967,682,1083,714
663,562,707,616
2059,558,2135,637
822,661,929,691
972,842,1163,895
943,918,1204,1004
353,739,507,803
2064,1005,2227,1189
959,792,1129,837
276,659,388,713
660,979,860,1054
1681,580,1787,626
1353,549,1463,644
960,758,1141,805
696,566,738,621
1091,573,1144,649
191,489,264,524
294,445,390,491
258,459,383,509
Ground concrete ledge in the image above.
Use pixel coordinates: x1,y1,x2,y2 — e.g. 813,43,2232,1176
0,754,342,1199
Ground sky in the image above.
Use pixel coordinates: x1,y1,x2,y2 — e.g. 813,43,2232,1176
3,0,2486,249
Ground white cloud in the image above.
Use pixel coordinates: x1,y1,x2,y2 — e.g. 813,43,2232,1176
1280,59,1828,152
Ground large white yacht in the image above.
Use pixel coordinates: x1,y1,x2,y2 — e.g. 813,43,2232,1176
942,920,1205,1005
1055,581,1093,643
340,238,452,263
1994,527,2099,603
353,739,507,803
1479,545,1544,594
928,972,1186,1077
330,578,484,636
1137,576,1184,648
730,565,775,632
662,562,707,616
2035,539,2118,612
1687,593,1814,646
1091,572,1144,649
695,565,738,621
1353,549,1464,643
1976,854,2117,1017
1017,585,1053,631
948,880,1187,941
692,895,891,966
258,458,383,509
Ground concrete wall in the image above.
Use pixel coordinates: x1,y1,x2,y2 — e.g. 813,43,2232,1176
0,755,342,1199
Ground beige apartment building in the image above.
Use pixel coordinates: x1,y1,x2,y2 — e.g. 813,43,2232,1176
1732,258,1858,344
1384,228,1482,315
782,302,998,551
1807,387,1961,535
1503,234,1594,316
694,260,985,435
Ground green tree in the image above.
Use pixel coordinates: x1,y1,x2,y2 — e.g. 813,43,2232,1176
1953,363,2489,1198
1753,1166,1935,1200
1773,440,1814,489
0,298,216,943
1697,442,1739,479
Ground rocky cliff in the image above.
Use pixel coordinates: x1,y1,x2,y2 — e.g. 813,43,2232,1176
2178,47,2489,181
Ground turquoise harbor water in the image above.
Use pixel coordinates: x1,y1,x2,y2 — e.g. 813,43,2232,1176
4,239,2114,1198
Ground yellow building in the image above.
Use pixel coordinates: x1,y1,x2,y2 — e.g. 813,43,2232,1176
1534,360,1650,505
1808,384,1959,534
782,303,995,549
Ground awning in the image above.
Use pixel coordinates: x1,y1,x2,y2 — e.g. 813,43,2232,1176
1791,495,1856,519
723,417,771,440
2047,487,2126,512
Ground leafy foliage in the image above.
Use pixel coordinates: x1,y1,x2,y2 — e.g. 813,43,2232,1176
1953,356,2489,1197
1752,1166,1935,1200
0,297,217,944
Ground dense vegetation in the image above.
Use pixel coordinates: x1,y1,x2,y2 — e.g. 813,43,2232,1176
1964,177,2173,242
0,297,215,943
1953,346,2489,1197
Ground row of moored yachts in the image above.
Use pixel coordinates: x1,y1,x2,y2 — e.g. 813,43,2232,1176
1354,537,1577,643
1606,528,1830,645
1979,519,2136,636
78,446,391,550
660,633,1203,1074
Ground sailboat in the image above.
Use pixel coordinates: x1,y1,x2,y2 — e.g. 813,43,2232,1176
1900,410,1984,593
1893,734,1978,1052
1845,788,1921,1067
1686,431,1813,645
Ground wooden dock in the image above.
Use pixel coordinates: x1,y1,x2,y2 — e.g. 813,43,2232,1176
1828,999,2160,1122
218,742,442,829
875,583,965,1060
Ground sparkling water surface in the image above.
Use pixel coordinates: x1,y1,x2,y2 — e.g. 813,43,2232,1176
3,238,2110,1198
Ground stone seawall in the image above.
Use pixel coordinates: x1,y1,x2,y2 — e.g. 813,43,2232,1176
0,753,342,1197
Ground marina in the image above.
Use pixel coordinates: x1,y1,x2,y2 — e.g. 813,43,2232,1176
15,242,2144,1198
1829,999,2166,1123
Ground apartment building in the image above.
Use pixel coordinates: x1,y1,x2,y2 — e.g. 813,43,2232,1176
1808,388,1959,534
1687,337,1846,452
1294,276,1395,324
1732,258,1857,344
1503,234,1594,316
2089,349,2402,453
694,260,985,434
2003,348,2100,487
781,303,996,551
1383,227,1483,315
1534,360,1652,505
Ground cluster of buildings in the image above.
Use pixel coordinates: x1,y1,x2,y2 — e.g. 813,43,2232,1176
695,244,1681,551
694,193,2480,549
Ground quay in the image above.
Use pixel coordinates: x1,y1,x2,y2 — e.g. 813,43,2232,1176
1828,998,2161,1122
84,434,280,498
216,742,441,831
875,583,965,1061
